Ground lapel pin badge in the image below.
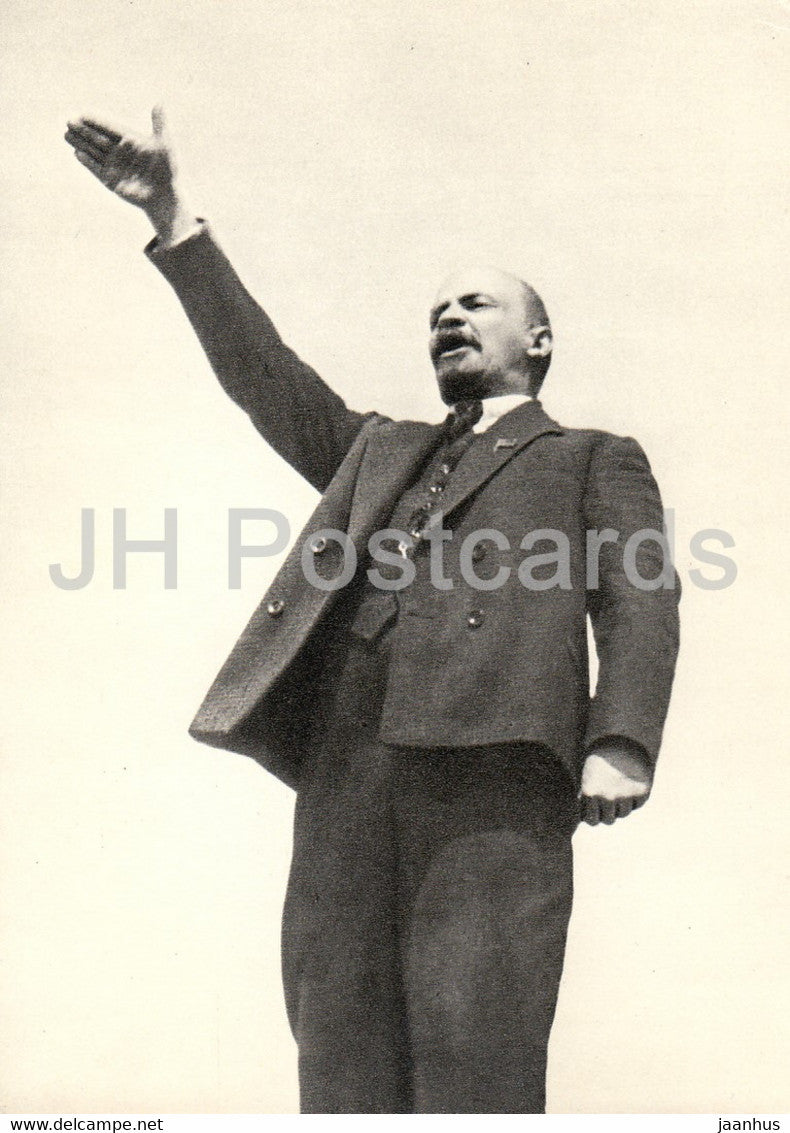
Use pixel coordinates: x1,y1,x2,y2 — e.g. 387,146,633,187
494,437,516,451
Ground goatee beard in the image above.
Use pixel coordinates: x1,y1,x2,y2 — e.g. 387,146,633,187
438,371,490,405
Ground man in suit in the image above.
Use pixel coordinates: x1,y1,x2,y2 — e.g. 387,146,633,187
65,110,680,1114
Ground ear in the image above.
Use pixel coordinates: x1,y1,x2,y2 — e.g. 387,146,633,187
526,325,553,358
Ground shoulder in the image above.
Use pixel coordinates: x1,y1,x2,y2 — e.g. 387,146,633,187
362,412,441,444
555,426,652,473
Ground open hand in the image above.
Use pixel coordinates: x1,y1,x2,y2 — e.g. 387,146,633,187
65,108,193,242
66,107,176,208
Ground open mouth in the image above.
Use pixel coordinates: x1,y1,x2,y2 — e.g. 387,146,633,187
433,332,478,362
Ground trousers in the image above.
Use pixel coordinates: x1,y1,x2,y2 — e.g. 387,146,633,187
280,608,578,1113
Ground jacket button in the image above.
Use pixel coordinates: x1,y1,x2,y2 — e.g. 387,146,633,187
266,599,285,617
309,536,328,554
467,609,484,628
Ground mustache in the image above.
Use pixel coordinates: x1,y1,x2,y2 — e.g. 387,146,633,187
430,328,480,364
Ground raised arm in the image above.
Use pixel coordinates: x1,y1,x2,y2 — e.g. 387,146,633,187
65,109,372,491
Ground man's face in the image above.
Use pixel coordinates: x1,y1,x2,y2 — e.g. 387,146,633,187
429,267,541,405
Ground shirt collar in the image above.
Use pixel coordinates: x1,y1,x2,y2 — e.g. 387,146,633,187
472,392,534,433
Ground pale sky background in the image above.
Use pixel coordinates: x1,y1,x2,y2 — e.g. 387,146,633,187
2,0,789,1115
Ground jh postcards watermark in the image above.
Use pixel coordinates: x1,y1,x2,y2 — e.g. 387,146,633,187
49,506,736,593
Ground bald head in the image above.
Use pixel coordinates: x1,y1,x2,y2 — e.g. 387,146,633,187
429,266,552,404
518,279,550,333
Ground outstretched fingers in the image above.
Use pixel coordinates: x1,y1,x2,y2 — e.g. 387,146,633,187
64,128,106,165
76,116,123,145
73,149,104,179
72,144,123,191
65,117,129,173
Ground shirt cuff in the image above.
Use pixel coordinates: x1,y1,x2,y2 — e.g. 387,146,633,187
145,218,206,257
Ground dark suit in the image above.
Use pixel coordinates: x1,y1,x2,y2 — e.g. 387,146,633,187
148,226,680,1112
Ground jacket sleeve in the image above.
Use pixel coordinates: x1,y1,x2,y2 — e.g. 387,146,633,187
146,223,374,492
582,433,680,767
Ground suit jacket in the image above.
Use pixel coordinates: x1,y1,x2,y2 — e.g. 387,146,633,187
148,226,680,790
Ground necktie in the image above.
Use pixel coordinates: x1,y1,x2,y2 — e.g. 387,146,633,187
399,399,484,556
355,398,482,635
443,398,484,446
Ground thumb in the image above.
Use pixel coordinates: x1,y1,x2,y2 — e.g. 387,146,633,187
151,104,166,138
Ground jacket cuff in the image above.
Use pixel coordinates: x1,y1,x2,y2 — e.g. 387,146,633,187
585,733,652,769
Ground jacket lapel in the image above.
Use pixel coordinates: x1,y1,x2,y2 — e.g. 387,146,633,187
347,419,442,548
346,401,563,546
432,400,563,523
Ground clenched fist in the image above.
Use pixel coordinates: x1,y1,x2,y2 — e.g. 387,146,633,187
579,742,652,825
